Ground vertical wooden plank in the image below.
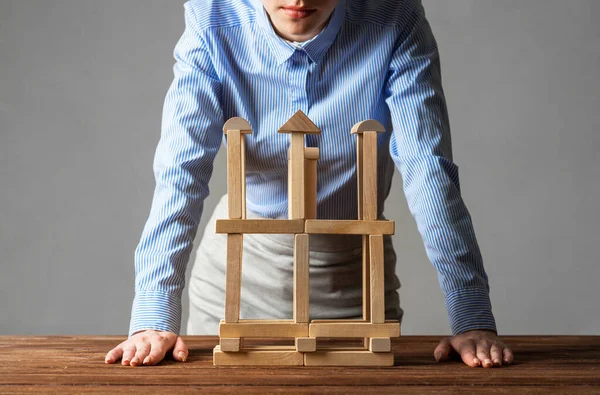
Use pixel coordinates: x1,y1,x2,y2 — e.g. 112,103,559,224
305,151,318,220
227,130,242,219
369,235,385,324
225,234,243,323
289,133,305,219
288,152,292,219
356,134,364,220
240,135,247,220
294,234,310,323
362,131,378,221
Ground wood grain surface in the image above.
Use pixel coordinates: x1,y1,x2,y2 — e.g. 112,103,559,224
1,336,599,394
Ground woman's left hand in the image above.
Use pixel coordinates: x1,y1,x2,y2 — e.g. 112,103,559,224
434,329,515,368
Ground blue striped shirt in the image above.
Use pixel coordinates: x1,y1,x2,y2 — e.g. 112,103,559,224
129,0,497,337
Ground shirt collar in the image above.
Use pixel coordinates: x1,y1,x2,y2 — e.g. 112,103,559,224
254,0,346,65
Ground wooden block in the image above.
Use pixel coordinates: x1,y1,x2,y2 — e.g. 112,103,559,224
278,110,321,134
356,133,364,220
362,235,370,321
294,234,310,323
220,338,241,352
362,131,378,221
224,234,243,323
226,129,242,219
241,135,247,219
220,321,309,338
305,155,318,219
216,219,305,234
309,321,400,338
369,235,385,324
295,337,316,352
304,220,394,235
310,319,367,323
350,119,386,134
369,337,391,353
223,117,252,134
289,133,305,219
213,345,304,366
304,147,320,160
304,349,394,366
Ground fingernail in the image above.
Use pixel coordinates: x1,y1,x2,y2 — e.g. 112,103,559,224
493,359,501,366
473,358,480,365
484,359,492,366
143,356,151,365
131,357,139,365
179,351,187,362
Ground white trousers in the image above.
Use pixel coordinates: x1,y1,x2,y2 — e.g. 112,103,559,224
187,195,403,335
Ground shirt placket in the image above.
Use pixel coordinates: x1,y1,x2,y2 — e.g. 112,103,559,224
287,48,317,146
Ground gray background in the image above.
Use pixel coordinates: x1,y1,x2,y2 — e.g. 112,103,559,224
1,0,598,336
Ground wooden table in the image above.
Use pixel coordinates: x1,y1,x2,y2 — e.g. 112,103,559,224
1,336,599,393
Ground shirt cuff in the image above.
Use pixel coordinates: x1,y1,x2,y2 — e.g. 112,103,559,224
128,290,182,337
445,287,497,335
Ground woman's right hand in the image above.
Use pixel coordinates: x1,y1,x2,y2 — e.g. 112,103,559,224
104,329,188,366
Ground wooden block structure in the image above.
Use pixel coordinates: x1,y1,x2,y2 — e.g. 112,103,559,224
215,111,400,366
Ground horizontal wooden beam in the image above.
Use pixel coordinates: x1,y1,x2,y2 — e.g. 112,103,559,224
213,345,303,366
216,219,305,234
219,321,309,338
304,220,394,235
304,349,394,366
309,321,400,338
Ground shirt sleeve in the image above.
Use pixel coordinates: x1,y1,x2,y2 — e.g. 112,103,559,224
385,4,497,335
128,4,224,336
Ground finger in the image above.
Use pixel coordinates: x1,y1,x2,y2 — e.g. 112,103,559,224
433,337,452,362
490,344,503,366
121,345,137,366
172,336,189,362
105,345,123,364
457,342,480,368
476,343,493,368
131,342,150,366
143,335,170,366
503,347,515,365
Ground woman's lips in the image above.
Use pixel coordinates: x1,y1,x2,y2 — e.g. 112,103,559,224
281,7,315,19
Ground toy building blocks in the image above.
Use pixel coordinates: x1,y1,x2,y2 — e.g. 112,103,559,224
213,110,400,366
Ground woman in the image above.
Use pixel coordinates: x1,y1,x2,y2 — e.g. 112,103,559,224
105,0,514,368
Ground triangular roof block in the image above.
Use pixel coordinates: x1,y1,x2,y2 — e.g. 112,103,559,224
278,110,321,134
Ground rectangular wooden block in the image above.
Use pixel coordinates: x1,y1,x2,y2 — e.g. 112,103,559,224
213,345,304,366
369,235,385,324
227,129,242,219
294,234,310,323
369,337,391,353
216,219,305,234
304,220,394,235
304,349,394,366
356,133,364,219
309,321,400,338
295,337,316,352
305,157,318,220
362,234,370,322
241,135,247,219
290,133,305,219
224,234,243,323
220,321,309,338
362,131,378,221
220,338,241,352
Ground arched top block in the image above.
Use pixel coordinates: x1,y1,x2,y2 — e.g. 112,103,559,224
278,110,321,134
223,117,252,134
350,120,386,134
